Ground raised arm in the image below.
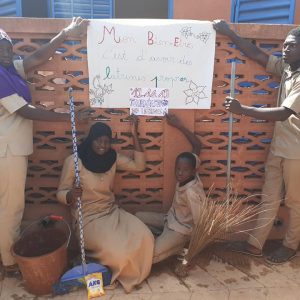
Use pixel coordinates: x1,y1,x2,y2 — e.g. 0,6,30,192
166,114,201,155
116,115,146,172
213,20,269,68
17,103,94,122
23,17,89,73
130,114,144,152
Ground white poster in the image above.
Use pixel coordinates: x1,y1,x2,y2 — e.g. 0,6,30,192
87,19,216,109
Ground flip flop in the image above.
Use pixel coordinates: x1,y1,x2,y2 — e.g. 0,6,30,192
3,265,22,279
227,241,263,257
266,247,297,265
232,248,263,257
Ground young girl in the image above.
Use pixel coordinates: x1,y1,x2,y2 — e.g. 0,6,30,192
57,118,154,293
136,114,206,263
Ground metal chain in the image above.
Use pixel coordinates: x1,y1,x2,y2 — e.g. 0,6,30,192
68,87,87,273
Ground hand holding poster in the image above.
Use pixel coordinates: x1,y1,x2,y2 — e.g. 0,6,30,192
87,19,216,110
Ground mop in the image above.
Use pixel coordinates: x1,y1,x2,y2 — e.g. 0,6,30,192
52,88,112,296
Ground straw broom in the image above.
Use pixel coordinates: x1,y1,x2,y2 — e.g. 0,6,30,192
174,192,272,277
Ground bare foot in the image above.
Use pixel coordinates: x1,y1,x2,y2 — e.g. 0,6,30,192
105,281,119,290
266,245,296,265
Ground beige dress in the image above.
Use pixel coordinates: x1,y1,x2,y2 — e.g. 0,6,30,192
57,151,154,292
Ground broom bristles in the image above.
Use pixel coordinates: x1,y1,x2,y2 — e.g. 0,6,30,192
184,190,274,264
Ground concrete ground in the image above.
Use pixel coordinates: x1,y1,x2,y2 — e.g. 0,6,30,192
1,242,300,300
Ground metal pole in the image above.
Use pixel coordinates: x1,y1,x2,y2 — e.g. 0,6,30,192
226,61,236,199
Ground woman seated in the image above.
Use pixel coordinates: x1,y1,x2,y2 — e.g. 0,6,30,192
56,117,154,293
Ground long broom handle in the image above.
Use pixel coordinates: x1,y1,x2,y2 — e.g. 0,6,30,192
226,61,236,199
69,87,87,272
